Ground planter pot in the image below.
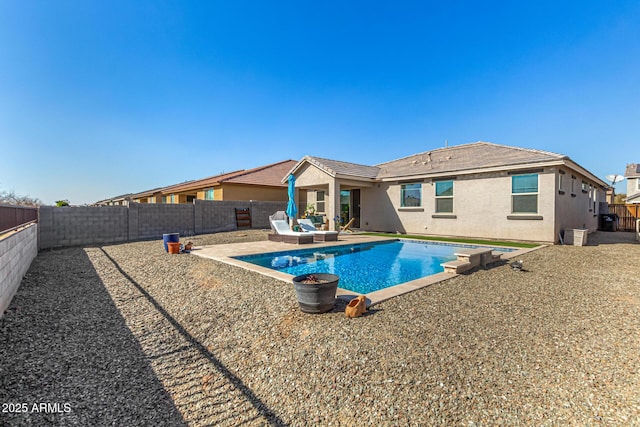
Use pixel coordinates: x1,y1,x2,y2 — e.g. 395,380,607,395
292,273,339,314
163,233,180,252
167,242,181,254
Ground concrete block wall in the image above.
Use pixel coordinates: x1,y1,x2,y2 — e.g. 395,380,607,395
196,200,248,234
38,200,288,249
138,203,195,239
249,201,288,228
0,223,38,317
39,206,128,249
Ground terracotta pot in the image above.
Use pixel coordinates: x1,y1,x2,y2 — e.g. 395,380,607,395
345,295,367,318
167,242,181,254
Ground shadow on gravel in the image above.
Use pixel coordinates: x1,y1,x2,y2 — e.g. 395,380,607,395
98,249,288,427
0,248,186,426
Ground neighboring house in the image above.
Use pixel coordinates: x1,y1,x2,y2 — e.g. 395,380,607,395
96,160,297,205
94,193,133,206
624,163,640,204
287,142,608,243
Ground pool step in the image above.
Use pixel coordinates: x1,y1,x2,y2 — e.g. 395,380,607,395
441,248,503,274
441,259,473,274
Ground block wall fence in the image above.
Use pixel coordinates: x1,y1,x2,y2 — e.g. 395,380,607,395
0,223,38,317
38,200,287,250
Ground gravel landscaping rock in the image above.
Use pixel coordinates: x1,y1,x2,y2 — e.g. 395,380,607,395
1,230,639,426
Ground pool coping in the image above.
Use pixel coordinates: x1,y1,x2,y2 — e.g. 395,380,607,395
191,235,544,306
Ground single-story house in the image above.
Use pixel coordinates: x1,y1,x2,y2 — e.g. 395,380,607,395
624,163,640,204
96,160,297,205
287,142,608,243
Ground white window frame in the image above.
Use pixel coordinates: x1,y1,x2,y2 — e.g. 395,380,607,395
511,173,539,214
434,180,454,213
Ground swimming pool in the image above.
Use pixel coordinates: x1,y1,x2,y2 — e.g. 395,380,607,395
234,239,514,294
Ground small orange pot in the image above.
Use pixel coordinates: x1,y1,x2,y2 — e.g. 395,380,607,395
167,242,181,254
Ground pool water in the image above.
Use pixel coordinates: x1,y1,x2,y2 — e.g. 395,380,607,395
234,240,514,294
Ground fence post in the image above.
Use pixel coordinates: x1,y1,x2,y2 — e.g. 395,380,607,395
128,203,139,241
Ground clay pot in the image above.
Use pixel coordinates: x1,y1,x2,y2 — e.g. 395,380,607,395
167,242,181,254
345,295,367,318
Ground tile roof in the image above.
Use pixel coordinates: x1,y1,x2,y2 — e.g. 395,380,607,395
226,160,298,186
128,160,297,198
302,156,380,179
376,142,567,179
624,163,640,178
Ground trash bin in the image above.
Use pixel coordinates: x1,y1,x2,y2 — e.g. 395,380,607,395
598,214,618,232
564,229,588,246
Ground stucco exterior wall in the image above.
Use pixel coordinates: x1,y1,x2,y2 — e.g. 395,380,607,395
554,167,604,237
362,170,559,242
220,184,288,201
295,163,334,187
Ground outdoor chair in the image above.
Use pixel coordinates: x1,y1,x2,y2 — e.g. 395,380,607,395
268,220,314,244
340,217,356,233
269,211,288,233
297,218,339,242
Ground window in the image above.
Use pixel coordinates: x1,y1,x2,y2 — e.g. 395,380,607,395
435,180,454,213
558,171,565,193
637,179,640,191
316,191,325,213
512,174,538,213
581,181,589,193
571,176,576,195
205,189,214,200
401,183,422,207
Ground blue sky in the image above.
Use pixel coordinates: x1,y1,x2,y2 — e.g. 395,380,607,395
1,1,638,205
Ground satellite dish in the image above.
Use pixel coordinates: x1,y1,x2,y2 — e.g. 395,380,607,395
606,174,624,184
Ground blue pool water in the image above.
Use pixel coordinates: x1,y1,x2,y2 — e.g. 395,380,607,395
234,240,514,294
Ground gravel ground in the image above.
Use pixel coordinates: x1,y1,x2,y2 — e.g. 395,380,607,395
1,230,639,426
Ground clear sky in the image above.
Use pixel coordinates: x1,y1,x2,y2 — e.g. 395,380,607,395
1,1,638,205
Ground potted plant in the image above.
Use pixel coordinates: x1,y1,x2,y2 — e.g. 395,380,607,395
305,203,316,217
292,273,339,314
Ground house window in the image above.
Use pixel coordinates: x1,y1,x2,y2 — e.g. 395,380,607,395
558,172,565,193
636,179,640,191
435,180,454,213
401,183,422,207
316,191,325,213
571,176,576,194
512,174,538,213
581,181,589,193
205,189,215,200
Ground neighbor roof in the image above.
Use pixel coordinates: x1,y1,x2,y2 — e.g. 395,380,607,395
125,160,297,200
624,163,640,178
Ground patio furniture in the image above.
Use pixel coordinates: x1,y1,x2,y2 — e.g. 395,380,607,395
340,217,356,233
269,211,288,233
268,220,314,244
297,218,339,242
